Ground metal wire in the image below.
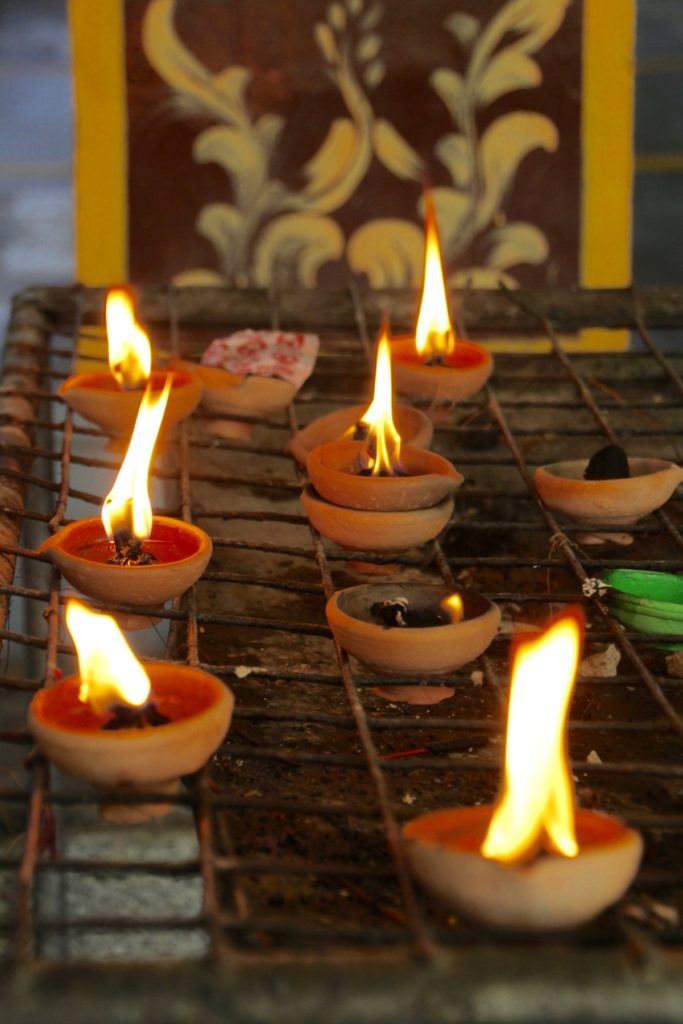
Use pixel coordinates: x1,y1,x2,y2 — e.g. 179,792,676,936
1,286,683,1007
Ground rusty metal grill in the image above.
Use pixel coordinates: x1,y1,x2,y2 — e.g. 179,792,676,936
1,285,683,1022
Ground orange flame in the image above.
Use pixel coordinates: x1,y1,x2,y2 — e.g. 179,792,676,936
101,375,172,542
440,592,464,624
358,321,402,475
415,191,456,359
66,599,151,715
106,288,152,388
482,609,583,865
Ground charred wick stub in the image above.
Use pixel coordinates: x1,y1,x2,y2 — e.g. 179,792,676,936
101,702,172,731
107,530,158,566
352,421,369,441
584,444,630,481
354,438,407,477
370,598,451,629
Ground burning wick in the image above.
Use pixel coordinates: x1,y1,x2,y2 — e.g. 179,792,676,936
102,374,172,565
65,598,170,729
482,610,582,865
106,288,152,390
355,321,405,477
414,189,456,366
371,591,464,629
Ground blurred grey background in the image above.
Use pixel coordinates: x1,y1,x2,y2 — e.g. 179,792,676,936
0,0,680,332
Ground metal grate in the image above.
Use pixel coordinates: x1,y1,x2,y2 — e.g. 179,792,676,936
1,285,683,1022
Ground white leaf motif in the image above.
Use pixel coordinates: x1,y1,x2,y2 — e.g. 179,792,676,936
314,22,338,65
253,214,344,287
476,112,558,230
328,3,347,30
356,33,382,62
359,2,383,31
193,126,263,209
303,118,372,212
364,59,385,88
444,12,480,47
476,50,541,106
347,220,423,287
372,119,423,181
196,204,245,278
435,133,472,188
431,68,466,130
486,222,549,269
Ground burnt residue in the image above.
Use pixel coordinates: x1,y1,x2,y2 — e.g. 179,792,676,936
584,444,630,480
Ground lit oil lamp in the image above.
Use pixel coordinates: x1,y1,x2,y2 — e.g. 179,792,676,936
303,331,463,551
326,584,500,705
289,318,433,466
390,191,493,403
29,600,234,823
58,287,202,436
535,443,683,544
403,609,642,929
39,374,212,626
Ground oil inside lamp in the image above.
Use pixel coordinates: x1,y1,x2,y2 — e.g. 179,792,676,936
28,599,234,822
403,608,643,929
389,189,493,402
102,373,172,565
105,287,152,389
39,370,212,619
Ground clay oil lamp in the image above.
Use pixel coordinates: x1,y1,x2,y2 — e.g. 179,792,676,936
403,608,642,929
39,374,212,627
390,192,493,403
289,318,433,466
326,584,500,704
535,443,683,545
29,600,234,822
196,328,319,441
303,330,463,552
58,288,202,436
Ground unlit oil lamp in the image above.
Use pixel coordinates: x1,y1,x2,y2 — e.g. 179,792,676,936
29,600,233,823
535,443,683,544
403,609,642,929
39,374,212,626
58,288,202,436
390,192,493,403
289,317,433,466
303,330,463,551
326,584,500,704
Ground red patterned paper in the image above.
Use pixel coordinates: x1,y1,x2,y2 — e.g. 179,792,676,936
201,330,319,390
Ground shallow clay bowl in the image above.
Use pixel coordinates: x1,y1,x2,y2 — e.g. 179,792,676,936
288,403,434,466
196,364,295,418
534,458,683,527
38,516,212,608
403,805,642,931
58,363,202,436
29,664,233,822
390,336,493,402
326,584,500,675
301,485,453,552
306,441,463,511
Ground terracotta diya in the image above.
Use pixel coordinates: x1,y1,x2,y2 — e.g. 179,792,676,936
289,319,433,466
40,375,212,627
403,609,642,929
327,584,500,704
535,444,683,538
303,333,463,552
390,191,493,403
29,600,233,822
58,288,202,436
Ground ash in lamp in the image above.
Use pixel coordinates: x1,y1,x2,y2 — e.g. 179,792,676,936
390,191,493,403
40,373,212,625
403,608,643,930
28,600,234,823
303,324,463,552
58,287,201,436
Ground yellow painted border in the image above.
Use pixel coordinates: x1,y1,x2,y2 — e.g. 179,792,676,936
69,0,127,284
